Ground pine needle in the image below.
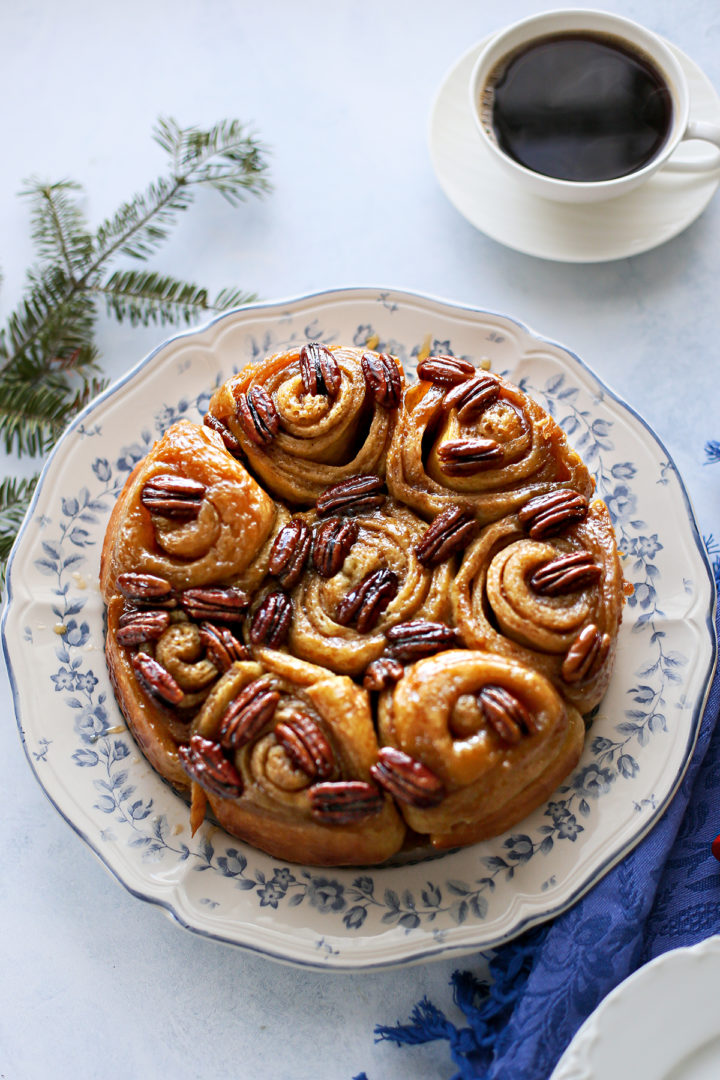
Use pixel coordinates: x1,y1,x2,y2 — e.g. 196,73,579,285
0,116,269,586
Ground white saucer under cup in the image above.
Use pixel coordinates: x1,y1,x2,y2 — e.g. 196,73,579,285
429,36,720,262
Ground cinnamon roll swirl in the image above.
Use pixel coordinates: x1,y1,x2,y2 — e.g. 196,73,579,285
377,649,584,849
452,494,624,712
205,344,402,504
386,361,593,523
183,650,405,865
286,494,455,676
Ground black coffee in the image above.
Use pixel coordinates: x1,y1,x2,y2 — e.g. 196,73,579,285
486,32,673,182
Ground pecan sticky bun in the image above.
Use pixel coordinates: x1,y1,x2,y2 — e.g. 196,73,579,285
385,360,594,524
451,496,624,712
102,342,626,866
376,649,585,848
204,344,402,505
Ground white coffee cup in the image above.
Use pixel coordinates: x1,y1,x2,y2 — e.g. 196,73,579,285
469,8,720,203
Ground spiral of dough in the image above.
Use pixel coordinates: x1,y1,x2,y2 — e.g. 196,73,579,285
386,374,593,522
288,500,454,675
206,346,400,504
196,650,405,865
452,500,624,712
378,648,584,848
100,420,278,593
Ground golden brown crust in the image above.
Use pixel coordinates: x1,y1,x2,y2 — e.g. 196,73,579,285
101,347,625,866
451,499,623,712
206,345,401,504
385,373,594,523
377,649,585,848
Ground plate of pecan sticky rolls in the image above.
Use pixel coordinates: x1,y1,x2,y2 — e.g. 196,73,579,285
3,288,715,969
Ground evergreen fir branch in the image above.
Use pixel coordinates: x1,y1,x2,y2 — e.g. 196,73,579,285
93,269,257,327
0,115,269,586
0,264,96,371
0,371,74,455
0,473,39,573
21,178,93,276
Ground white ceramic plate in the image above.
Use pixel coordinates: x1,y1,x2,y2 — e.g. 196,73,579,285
550,936,720,1079
2,288,716,970
429,36,720,262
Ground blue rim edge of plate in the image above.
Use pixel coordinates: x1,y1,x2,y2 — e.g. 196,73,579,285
2,285,717,971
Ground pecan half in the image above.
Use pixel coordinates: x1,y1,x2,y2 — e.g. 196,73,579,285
437,438,504,476
362,657,404,692
561,624,611,684
140,474,207,519
518,490,589,539
309,780,384,823
312,517,359,577
198,622,250,671
335,569,399,633
249,591,293,646
529,551,602,596
218,676,280,749
236,385,280,447
476,685,536,744
414,506,478,568
274,711,335,779
315,474,386,518
115,608,171,646
179,586,249,623
268,519,313,589
203,412,243,455
116,572,176,607
370,746,445,808
384,620,458,662
299,342,342,399
131,651,184,705
360,351,402,408
442,372,501,422
417,354,476,387
178,734,243,799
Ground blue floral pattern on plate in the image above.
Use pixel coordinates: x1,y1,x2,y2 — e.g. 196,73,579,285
2,288,715,969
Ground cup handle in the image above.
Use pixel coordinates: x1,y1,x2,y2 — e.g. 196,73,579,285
664,119,720,173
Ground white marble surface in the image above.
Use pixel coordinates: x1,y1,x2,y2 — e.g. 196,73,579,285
1,1,719,1077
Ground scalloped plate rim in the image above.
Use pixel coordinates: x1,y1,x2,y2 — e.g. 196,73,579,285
2,285,717,971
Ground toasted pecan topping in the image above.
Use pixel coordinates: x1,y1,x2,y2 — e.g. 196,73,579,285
249,591,293,647
308,780,384,823
218,676,280,749
312,517,359,578
140,474,206,520
529,551,602,596
268,519,313,589
476,685,536,744
115,608,171,646
299,342,342,399
436,438,504,476
417,354,476,387
131,651,184,706
362,657,404,692
335,569,399,633
384,620,458,662
179,586,249,623
360,351,402,408
274,711,335,779
178,734,243,799
441,372,501,422
561,624,611,684
236,385,280,447
518,490,589,539
414,506,478,568
315,474,386,518
370,746,445,808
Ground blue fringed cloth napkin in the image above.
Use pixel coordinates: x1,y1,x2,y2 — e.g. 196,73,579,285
362,600,719,1080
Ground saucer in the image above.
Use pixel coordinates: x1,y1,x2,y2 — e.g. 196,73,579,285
429,36,720,262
